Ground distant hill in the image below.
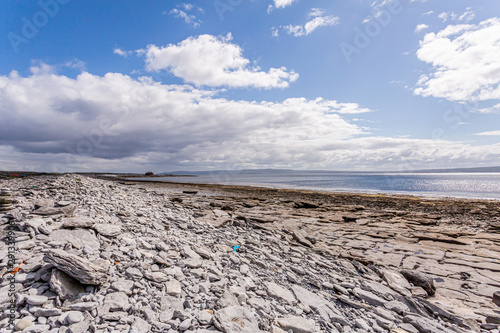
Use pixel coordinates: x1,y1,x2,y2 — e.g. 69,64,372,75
160,166,500,175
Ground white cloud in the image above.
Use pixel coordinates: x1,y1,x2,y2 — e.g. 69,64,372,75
474,103,500,114
274,0,296,9
438,8,475,23
271,27,279,37
168,8,202,28
476,130,500,136
114,48,133,57
415,24,429,33
423,11,434,16
283,9,340,37
141,34,298,89
2,66,500,172
268,0,296,13
308,8,325,18
414,18,500,102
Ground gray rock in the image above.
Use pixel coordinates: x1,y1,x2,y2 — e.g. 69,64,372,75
354,288,387,307
33,308,62,317
275,316,317,333
197,310,213,325
179,318,192,331
144,271,168,283
214,306,266,333
19,324,51,332
130,317,151,333
384,300,410,315
48,229,100,250
291,285,342,322
104,291,130,311
182,258,203,268
65,311,84,325
68,302,98,311
126,267,143,280
33,204,76,216
265,282,296,304
111,279,134,295
61,217,94,229
50,269,86,300
354,318,371,331
93,223,122,237
292,231,313,247
403,314,449,333
44,249,108,285
382,269,412,298
33,199,54,209
25,295,48,306
165,279,182,296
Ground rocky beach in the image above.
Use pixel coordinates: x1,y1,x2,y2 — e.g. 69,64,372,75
0,173,499,333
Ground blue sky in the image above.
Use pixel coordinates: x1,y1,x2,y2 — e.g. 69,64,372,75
1,0,500,172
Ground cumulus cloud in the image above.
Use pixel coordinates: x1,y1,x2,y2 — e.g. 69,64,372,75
268,0,296,12
141,34,299,88
283,9,339,37
414,18,500,102
2,66,500,172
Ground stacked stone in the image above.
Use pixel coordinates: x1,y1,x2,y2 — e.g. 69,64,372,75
0,188,14,211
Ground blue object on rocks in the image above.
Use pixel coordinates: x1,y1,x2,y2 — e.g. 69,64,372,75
233,245,240,252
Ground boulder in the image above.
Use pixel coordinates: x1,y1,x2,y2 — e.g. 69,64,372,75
44,249,108,285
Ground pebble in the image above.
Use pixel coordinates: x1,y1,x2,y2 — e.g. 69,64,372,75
14,318,33,331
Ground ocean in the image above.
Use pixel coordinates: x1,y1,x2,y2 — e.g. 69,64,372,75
134,171,500,200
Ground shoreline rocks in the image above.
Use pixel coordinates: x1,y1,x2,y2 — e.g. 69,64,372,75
0,174,498,332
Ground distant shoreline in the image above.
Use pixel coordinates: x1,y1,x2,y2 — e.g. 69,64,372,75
111,174,500,201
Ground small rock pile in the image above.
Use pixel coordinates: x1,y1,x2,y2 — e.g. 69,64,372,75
0,175,498,333
0,189,14,212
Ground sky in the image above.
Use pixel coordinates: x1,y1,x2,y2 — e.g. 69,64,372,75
1,0,500,173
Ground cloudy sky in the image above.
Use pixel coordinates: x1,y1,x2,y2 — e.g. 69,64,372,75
1,0,500,172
